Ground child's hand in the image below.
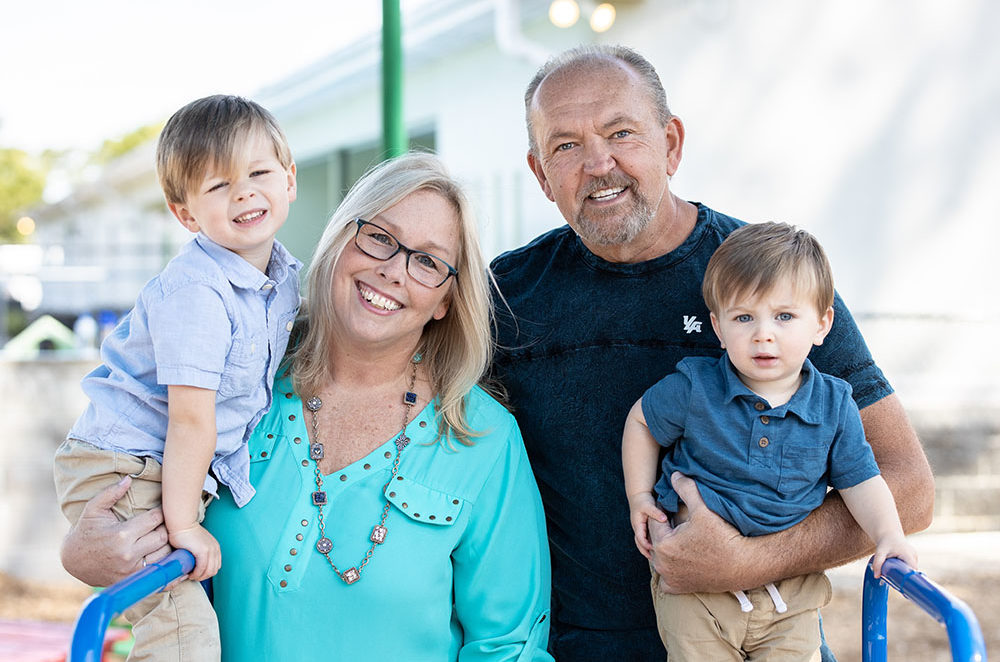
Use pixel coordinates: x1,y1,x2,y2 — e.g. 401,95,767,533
871,533,918,578
168,524,221,581
627,493,668,559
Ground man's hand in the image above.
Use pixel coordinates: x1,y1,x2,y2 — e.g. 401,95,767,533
648,472,749,594
60,476,172,587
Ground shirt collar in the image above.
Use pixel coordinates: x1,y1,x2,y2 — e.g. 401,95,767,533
195,234,301,290
718,354,823,423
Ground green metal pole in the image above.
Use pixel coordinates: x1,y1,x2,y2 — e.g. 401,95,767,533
382,0,406,158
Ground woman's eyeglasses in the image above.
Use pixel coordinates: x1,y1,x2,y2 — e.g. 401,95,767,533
354,219,458,288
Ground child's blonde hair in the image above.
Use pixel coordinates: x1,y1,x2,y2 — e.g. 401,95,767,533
156,94,292,204
702,222,834,316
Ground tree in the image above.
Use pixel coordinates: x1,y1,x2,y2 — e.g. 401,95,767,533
0,148,46,242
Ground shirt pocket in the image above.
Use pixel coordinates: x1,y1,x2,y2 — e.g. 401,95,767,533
384,475,464,526
218,333,264,398
777,444,829,496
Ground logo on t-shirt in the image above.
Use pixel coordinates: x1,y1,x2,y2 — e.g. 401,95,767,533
683,315,702,334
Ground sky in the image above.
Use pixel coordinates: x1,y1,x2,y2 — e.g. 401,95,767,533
0,0,422,154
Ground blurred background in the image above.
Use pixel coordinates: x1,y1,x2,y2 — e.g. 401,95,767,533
1,0,998,657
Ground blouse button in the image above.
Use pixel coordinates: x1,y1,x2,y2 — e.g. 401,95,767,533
285,392,293,399
288,414,296,421
384,451,391,459
296,534,304,541
452,499,459,505
267,434,274,439
429,515,436,520
284,564,292,572
760,416,770,424
754,402,766,411
389,492,396,498
301,519,309,527
445,516,453,522
364,463,371,470
758,437,770,448
339,474,347,481
294,437,302,444
280,580,288,588
290,548,298,556
286,321,294,332
301,460,309,467
419,421,427,428
260,451,268,458
402,502,408,509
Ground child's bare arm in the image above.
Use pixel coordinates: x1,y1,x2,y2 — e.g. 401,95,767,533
622,399,668,558
162,385,221,581
840,475,918,577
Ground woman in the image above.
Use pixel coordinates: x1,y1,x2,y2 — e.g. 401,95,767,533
58,153,552,660
202,152,552,660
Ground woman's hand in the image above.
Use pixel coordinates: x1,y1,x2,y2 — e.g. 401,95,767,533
60,476,171,586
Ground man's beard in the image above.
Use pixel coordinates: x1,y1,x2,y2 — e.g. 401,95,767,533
573,178,653,246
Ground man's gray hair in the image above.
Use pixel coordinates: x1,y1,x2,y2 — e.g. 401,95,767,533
524,44,672,155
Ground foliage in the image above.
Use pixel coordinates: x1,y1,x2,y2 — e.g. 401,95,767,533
92,122,164,164
0,148,46,242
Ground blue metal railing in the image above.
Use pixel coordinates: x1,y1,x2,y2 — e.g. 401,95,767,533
68,549,195,662
69,551,988,661
862,556,987,662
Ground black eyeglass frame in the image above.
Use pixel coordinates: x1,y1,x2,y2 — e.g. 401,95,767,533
353,218,458,288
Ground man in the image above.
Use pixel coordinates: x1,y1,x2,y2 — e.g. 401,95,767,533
489,44,933,661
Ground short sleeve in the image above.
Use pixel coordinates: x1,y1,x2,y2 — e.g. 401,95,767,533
827,392,881,490
452,420,553,662
147,282,233,390
641,370,691,450
809,292,892,410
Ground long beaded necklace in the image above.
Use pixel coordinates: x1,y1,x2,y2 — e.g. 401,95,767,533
304,356,419,584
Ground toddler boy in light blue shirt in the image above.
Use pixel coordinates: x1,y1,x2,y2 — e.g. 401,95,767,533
54,95,300,662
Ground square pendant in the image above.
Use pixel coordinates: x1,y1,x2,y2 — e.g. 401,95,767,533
309,442,324,460
342,567,360,584
370,525,387,544
311,491,327,506
403,391,417,406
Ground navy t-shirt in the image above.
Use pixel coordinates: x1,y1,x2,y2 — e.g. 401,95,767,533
490,203,892,633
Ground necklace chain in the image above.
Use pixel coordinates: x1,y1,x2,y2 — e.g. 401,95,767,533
306,358,419,584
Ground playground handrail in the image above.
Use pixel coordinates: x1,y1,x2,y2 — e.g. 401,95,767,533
68,548,195,662
862,556,987,662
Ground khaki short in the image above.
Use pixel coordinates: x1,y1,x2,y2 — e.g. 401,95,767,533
651,566,832,662
53,438,219,662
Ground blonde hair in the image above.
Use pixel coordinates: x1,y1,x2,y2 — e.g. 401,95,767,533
292,152,493,444
156,94,292,204
702,222,835,317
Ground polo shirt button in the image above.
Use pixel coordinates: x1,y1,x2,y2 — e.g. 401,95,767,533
262,283,273,291
286,321,294,331
758,437,770,448
760,415,770,424
754,402,766,411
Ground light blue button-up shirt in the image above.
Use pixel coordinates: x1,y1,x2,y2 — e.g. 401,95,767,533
69,234,301,506
642,355,880,536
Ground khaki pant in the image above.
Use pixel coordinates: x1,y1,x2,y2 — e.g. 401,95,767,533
651,566,832,662
54,439,220,662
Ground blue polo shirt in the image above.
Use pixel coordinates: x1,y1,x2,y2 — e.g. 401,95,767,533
642,354,880,536
69,233,301,507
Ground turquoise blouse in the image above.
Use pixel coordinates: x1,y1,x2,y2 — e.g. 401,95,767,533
204,375,553,661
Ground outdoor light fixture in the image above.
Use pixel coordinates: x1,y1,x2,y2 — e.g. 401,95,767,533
548,1,617,32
